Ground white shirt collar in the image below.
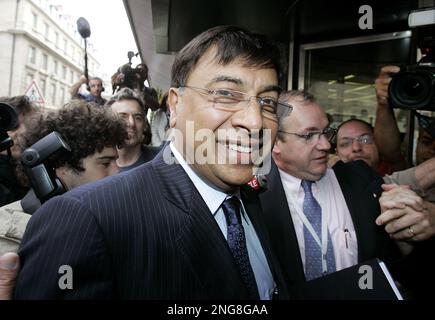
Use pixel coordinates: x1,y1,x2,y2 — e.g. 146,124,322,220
170,142,235,215
278,168,303,192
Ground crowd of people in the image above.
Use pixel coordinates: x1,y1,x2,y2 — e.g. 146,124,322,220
0,25,434,300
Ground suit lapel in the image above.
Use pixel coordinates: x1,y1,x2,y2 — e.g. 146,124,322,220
333,161,381,262
241,185,289,298
261,160,306,285
151,147,248,298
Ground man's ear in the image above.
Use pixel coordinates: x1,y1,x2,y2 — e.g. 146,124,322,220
55,166,67,180
167,88,180,128
272,139,281,155
55,167,68,188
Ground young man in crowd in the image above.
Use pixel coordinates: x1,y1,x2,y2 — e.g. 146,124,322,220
0,101,126,255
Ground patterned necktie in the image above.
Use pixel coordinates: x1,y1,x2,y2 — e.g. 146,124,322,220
221,196,260,300
301,180,336,281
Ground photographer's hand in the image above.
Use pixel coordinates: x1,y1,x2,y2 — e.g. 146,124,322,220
373,65,407,168
69,75,89,98
375,65,400,106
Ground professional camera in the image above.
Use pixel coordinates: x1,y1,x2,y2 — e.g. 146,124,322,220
389,8,435,111
111,51,149,94
21,131,71,203
0,102,18,153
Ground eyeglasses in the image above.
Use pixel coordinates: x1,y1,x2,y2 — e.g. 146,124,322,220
337,134,374,149
179,86,293,122
278,127,336,143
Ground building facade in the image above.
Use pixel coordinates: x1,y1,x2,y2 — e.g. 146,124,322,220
0,0,100,109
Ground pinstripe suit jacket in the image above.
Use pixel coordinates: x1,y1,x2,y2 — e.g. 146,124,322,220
14,148,289,299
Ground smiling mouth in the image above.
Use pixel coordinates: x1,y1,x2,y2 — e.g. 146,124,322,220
227,143,252,153
217,140,262,154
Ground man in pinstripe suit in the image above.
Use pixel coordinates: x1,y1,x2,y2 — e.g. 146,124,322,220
14,26,291,299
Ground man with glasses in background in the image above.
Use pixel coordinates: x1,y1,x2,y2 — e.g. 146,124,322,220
332,119,435,241
14,25,292,300
333,119,380,170
259,90,426,295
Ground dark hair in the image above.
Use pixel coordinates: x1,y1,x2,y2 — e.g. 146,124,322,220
170,25,282,87
105,87,145,111
143,86,159,111
337,118,374,136
0,95,34,115
105,87,152,145
159,91,169,113
22,100,127,172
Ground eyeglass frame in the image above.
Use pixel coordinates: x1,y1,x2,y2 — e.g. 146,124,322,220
178,85,293,121
278,127,337,143
337,134,375,149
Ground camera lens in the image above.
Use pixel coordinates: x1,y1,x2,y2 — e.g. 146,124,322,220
389,71,434,109
0,102,18,131
401,76,425,98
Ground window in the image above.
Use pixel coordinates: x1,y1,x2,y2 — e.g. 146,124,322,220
60,87,65,105
70,70,74,83
62,66,67,80
40,78,46,96
44,22,49,39
51,83,56,105
298,32,412,131
32,12,38,29
53,61,58,75
55,32,59,47
26,74,34,87
41,54,48,70
63,39,67,53
28,46,36,64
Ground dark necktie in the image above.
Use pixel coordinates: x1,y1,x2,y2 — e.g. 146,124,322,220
221,196,260,299
301,180,336,281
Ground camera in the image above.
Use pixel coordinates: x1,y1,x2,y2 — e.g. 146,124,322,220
0,102,18,153
389,64,435,110
389,8,435,111
21,131,71,203
111,51,149,94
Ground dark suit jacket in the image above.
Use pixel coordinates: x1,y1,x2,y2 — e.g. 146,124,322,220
259,160,405,290
14,148,289,299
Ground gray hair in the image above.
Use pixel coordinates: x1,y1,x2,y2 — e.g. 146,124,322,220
105,87,145,114
277,90,316,140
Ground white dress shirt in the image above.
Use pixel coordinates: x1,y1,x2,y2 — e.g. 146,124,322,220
278,168,359,273
170,143,274,299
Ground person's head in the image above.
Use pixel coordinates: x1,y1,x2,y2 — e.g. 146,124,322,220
88,77,104,98
416,127,435,165
167,25,286,191
0,95,35,159
143,86,160,112
106,87,151,146
335,119,379,168
21,100,127,190
273,90,335,181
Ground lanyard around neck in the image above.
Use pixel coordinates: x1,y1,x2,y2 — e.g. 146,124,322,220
288,183,330,274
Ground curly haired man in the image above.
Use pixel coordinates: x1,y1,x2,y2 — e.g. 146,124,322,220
0,100,127,255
